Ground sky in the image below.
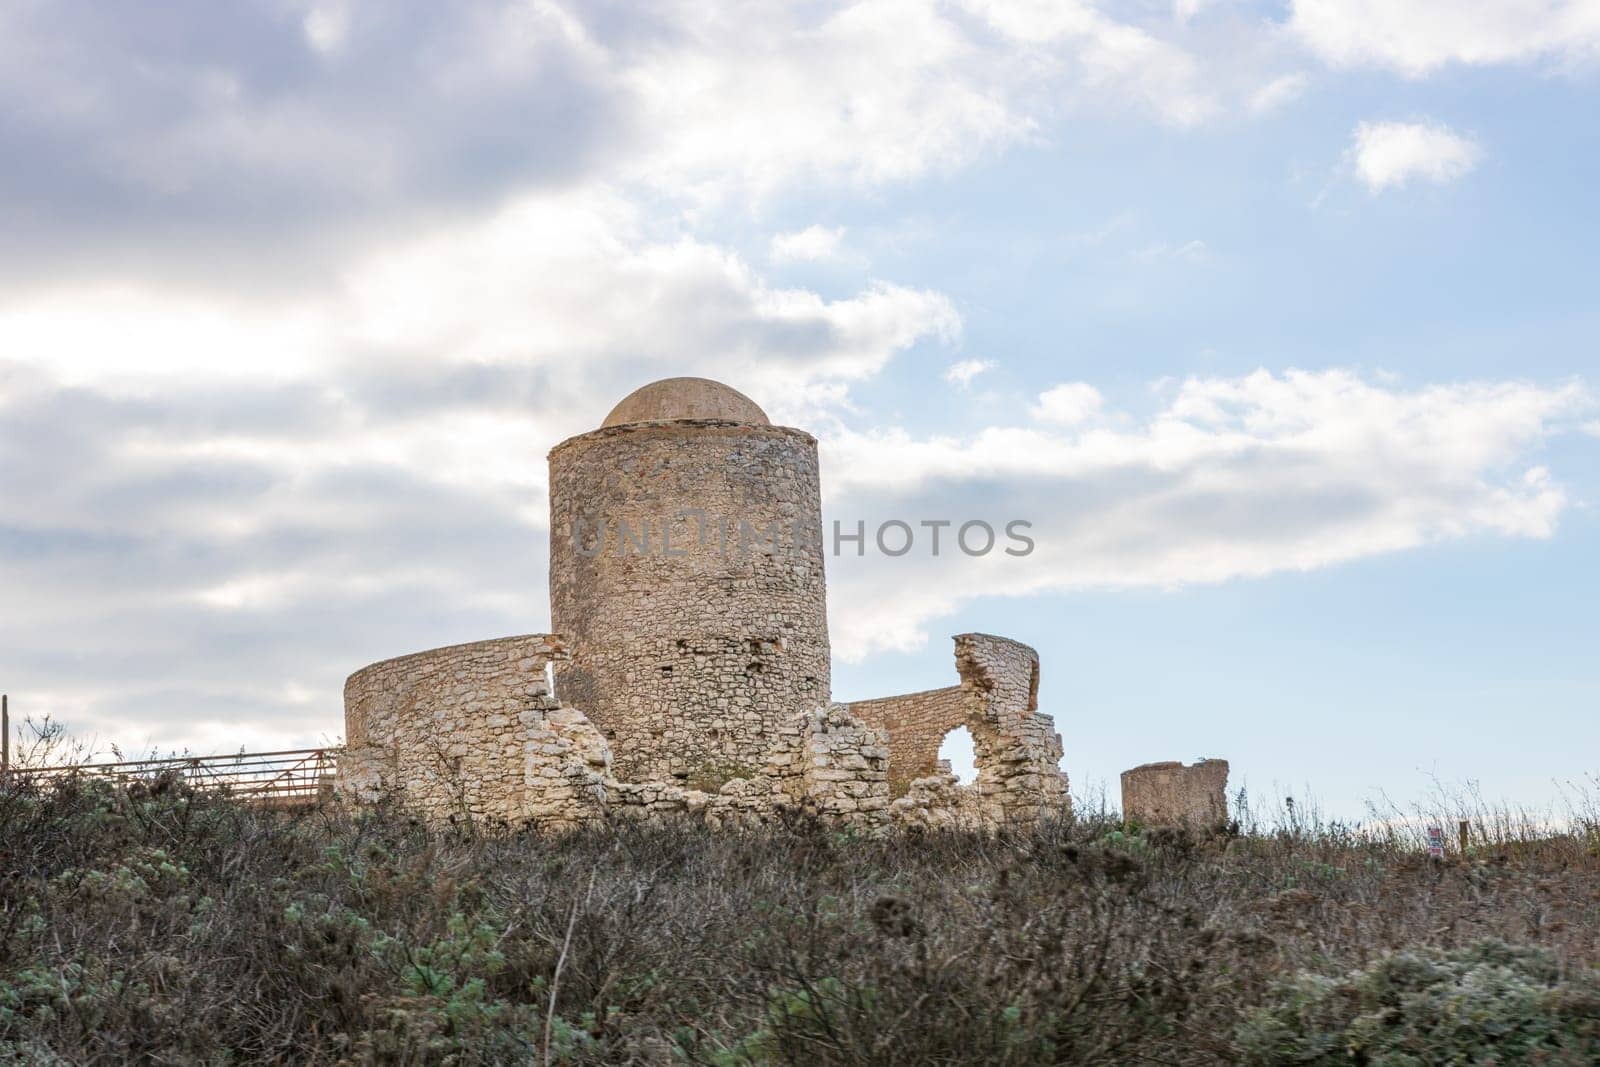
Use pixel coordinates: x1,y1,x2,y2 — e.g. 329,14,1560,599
2,0,1597,819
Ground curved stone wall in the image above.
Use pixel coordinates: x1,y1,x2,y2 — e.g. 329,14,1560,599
338,634,571,823
548,419,830,784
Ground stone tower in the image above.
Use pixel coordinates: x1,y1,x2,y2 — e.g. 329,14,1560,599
548,377,830,785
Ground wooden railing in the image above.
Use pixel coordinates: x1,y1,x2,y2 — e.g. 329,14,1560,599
18,747,345,809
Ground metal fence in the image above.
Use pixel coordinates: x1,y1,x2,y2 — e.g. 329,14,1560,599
17,747,344,809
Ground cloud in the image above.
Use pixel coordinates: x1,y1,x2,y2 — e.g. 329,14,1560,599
625,0,1029,198
822,369,1593,657
2,190,956,410
1133,239,1208,263
1289,0,1600,76
302,3,352,56
1249,73,1309,114
956,0,1219,126
1031,382,1104,424
945,359,996,388
0,0,1226,265
771,225,847,263
1350,121,1481,192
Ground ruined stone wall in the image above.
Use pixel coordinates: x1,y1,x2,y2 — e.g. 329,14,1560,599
548,420,830,786
776,704,891,826
520,705,613,831
338,632,891,835
335,628,1056,838
336,635,571,824
588,704,891,833
848,685,969,796
850,634,1069,825
1120,759,1229,829
890,772,983,829
954,633,1069,824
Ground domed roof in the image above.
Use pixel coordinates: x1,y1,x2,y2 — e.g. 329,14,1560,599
601,377,770,428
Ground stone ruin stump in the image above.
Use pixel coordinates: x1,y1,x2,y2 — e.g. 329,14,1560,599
1120,759,1229,830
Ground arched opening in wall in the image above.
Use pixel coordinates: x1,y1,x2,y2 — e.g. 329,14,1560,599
937,725,977,785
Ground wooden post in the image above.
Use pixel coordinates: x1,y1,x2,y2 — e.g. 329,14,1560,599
2,694,9,785
1458,818,1469,855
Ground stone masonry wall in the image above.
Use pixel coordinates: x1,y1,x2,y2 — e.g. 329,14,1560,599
846,686,969,796
777,704,891,828
337,635,572,825
549,420,830,787
1120,760,1229,829
579,704,891,833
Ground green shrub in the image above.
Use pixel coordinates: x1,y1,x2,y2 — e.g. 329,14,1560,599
1237,940,1600,1065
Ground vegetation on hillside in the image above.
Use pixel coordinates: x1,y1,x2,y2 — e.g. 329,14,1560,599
3,758,1600,1063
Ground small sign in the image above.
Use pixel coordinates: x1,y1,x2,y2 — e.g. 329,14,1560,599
1426,824,1446,859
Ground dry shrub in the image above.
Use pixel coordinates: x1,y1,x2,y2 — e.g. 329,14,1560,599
2,777,1600,1064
